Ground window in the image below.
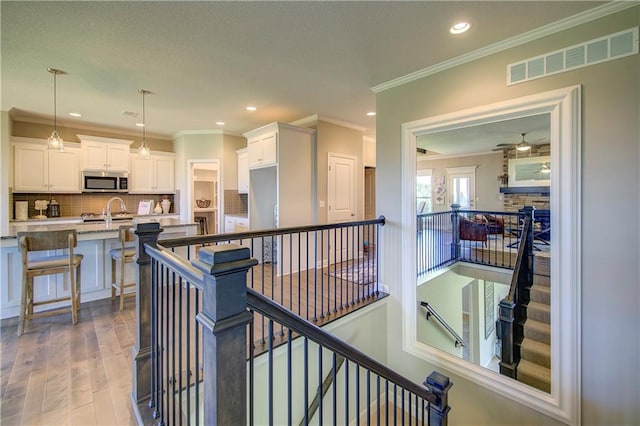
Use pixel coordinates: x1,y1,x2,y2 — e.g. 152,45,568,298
417,169,432,213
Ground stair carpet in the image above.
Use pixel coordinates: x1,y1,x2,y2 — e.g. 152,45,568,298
518,256,551,392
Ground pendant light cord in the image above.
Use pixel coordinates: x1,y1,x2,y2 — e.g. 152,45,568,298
53,72,57,132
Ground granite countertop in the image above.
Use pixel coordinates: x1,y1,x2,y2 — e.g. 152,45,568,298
3,217,197,240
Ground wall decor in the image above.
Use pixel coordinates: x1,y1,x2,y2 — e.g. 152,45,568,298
484,281,495,339
508,156,550,187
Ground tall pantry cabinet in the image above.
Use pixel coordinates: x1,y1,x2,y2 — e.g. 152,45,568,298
243,122,315,272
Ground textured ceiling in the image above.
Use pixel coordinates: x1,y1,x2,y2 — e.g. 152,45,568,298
1,1,605,140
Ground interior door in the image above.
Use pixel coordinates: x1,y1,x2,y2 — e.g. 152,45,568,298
447,166,476,209
328,153,356,223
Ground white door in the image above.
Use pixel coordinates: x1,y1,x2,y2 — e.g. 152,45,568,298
446,166,477,209
328,153,356,223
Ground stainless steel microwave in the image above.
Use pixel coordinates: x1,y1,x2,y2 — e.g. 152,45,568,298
82,171,129,193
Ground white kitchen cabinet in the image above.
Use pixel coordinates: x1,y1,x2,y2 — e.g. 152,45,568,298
13,139,81,193
363,137,376,168
130,152,175,194
247,131,277,169
237,148,249,194
78,134,132,172
224,215,250,233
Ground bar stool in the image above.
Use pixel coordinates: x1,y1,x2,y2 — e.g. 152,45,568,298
17,229,83,336
194,216,209,235
110,225,137,311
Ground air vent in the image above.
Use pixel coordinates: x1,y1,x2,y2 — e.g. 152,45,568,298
121,111,138,117
507,27,638,85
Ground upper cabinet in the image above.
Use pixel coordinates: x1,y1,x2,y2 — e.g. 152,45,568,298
78,134,132,172
13,138,81,193
363,137,376,168
237,148,249,194
130,152,175,194
247,131,277,169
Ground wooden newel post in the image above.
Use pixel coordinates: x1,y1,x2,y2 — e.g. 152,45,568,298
450,203,461,261
498,298,517,378
192,244,258,426
131,222,163,405
424,370,452,426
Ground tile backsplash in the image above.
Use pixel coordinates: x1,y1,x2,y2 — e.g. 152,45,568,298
11,192,178,219
224,190,248,215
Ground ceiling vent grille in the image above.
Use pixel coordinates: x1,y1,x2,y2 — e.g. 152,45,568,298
507,27,638,85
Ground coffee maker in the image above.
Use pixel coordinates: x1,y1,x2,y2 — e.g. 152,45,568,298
47,199,60,218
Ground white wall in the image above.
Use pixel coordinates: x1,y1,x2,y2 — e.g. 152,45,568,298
417,270,472,358
417,152,504,213
0,111,11,235
377,8,639,425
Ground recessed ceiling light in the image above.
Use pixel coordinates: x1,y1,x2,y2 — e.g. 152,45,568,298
69,112,82,117
216,121,225,126
450,22,471,34
366,112,376,116
135,123,145,127
246,105,257,111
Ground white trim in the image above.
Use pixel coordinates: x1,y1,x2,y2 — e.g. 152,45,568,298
417,150,500,162
372,2,636,93
401,86,582,425
290,114,367,132
445,165,477,175
173,129,243,138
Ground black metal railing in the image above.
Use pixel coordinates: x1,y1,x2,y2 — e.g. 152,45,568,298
417,205,527,277
130,221,452,425
248,288,452,425
161,217,385,337
419,302,468,348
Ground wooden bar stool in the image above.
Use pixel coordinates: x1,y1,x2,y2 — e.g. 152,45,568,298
194,216,209,235
110,225,137,311
17,229,83,336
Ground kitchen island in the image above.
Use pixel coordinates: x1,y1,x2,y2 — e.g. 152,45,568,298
1,217,197,319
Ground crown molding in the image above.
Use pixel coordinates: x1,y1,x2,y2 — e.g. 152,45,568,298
290,114,366,132
9,107,171,140
372,1,638,93
417,150,500,162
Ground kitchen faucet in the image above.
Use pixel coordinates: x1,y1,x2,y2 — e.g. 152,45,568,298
105,196,127,226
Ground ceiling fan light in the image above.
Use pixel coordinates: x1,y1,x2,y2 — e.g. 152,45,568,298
516,143,531,151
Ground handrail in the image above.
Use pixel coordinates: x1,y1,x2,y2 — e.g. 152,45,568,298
419,301,468,348
247,288,439,405
503,216,532,303
159,215,386,249
144,242,205,289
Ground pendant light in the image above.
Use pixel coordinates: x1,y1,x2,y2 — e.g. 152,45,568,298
138,89,151,158
47,68,66,151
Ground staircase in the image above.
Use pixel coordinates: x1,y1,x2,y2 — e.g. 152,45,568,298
518,256,551,392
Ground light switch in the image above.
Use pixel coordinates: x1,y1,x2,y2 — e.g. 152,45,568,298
319,200,325,208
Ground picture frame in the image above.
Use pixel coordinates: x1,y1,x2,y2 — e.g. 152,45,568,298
507,156,550,187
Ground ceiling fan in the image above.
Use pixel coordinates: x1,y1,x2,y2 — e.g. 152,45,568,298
493,132,547,152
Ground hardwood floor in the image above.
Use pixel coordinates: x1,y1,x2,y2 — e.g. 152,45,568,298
1,297,138,426
1,259,384,425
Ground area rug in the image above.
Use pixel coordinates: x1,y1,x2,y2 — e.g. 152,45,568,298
327,259,377,285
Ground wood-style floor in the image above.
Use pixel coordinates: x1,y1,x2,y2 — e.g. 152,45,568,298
1,297,138,426
0,258,383,426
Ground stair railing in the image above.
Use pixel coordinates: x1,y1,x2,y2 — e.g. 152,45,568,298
497,208,534,379
419,301,468,348
130,221,453,425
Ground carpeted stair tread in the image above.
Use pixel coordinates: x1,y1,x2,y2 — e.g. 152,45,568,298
526,301,550,324
530,285,550,305
520,338,551,368
524,319,550,344
533,257,550,276
518,359,551,393
533,274,550,287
